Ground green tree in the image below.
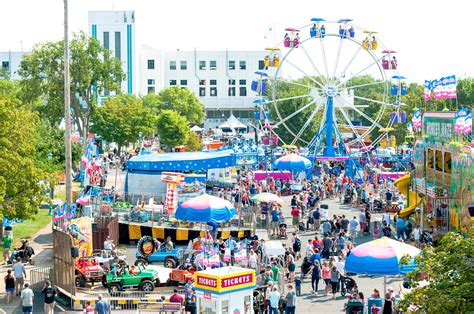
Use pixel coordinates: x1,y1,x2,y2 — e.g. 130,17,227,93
0,87,45,219
156,110,190,148
91,94,156,154
18,32,125,140
185,132,203,152
142,87,205,124
398,231,474,313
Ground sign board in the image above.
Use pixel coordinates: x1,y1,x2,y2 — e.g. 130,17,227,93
235,153,258,166
194,268,256,293
423,116,455,142
137,302,182,312
161,172,185,184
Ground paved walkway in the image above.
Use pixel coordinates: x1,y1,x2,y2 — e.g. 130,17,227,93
0,222,53,314
266,196,403,313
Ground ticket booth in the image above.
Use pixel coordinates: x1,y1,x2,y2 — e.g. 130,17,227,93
194,266,256,314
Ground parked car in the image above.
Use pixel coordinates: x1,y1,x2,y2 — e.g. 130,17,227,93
135,246,185,268
74,257,106,288
105,264,162,293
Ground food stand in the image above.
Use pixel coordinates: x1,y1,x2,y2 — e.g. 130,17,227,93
194,266,256,314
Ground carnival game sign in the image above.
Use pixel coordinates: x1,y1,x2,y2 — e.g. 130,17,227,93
423,116,454,142
194,269,256,293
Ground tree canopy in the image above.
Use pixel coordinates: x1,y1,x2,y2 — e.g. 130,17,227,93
0,83,45,219
142,87,205,124
398,231,474,313
156,110,190,148
18,32,125,140
91,94,156,153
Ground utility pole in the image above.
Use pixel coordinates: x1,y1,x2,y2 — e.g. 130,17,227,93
64,0,73,204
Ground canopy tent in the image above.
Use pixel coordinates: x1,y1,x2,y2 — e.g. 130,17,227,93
274,153,312,171
218,115,247,131
345,237,420,292
126,149,235,172
190,125,204,132
175,194,236,222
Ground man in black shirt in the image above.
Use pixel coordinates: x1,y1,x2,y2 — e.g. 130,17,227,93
42,280,56,314
340,215,349,232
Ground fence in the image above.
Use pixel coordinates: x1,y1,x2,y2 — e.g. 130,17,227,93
30,266,53,290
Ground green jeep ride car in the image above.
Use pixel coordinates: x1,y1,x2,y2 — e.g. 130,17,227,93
104,264,160,293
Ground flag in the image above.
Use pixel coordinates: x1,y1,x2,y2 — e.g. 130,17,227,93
432,79,441,100
423,80,431,101
446,75,457,99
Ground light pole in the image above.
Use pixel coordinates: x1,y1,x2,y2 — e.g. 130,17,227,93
63,0,73,204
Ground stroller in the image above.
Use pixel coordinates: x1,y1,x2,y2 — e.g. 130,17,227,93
279,223,288,239
340,275,357,296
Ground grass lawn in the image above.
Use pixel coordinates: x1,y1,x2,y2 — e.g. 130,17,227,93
1,208,52,257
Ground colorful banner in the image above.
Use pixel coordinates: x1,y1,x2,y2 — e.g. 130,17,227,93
424,80,431,101
454,108,469,133
445,75,457,99
68,217,93,259
432,79,441,100
177,174,206,204
411,109,422,130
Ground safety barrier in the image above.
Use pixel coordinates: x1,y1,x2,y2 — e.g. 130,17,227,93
30,266,53,290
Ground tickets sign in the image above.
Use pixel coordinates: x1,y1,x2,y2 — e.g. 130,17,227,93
194,268,256,293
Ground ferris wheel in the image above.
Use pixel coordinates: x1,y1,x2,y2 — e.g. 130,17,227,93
252,18,407,160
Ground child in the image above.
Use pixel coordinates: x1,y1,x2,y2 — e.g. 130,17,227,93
83,301,94,313
295,275,302,296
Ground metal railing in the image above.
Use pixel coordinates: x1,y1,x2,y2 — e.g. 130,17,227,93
30,267,53,290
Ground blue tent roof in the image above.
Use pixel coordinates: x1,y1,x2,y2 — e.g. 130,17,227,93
127,150,235,172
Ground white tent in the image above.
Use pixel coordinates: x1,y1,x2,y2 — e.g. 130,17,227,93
218,115,247,131
190,125,204,132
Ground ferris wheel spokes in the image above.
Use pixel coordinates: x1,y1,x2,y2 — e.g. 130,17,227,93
337,54,384,88
345,80,387,90
299,45,327,84
352,95,390,106
336,105,368,149
319,38,330,80
273,77,314,90
284,59,326,90
332,36,345,81
273,98,318,127
339,44,363,80
290,101,322,145
341,98,384,129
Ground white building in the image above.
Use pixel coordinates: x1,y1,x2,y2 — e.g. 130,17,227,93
139,46,273,129
88,11,136,94
0,51,28,79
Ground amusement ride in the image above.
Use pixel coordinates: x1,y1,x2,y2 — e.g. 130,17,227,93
251,18,409,179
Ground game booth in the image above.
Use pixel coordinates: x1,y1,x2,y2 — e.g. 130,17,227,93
193,267,256,314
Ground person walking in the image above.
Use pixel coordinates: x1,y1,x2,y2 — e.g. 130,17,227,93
1,234,12,264
396,217,405,241
413,225,421,248
349,216,358,242
13,257,26,296
330,265,339,299
322,261,332,295
310,260,321,294
321,233,333,259
382,292,394,314
185,288,197,314
312,208,321,232
94,294,111,314
287,255,296,283
4,269,15,304
20,283,34,314
268,286,280,314
42,280,56,314
285,284,297,314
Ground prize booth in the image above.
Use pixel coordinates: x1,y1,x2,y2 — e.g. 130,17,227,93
194,267,256,314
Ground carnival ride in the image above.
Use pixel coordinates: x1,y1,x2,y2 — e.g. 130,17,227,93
394,173,422,219
251,18,408,180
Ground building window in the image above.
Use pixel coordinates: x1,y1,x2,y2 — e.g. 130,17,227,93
228,79,235,85
199,87,206,96
180,80,188,86
199,80,206,86
258,60,265,70
147,86,155,94
199,61,206,70
210,87,217,96
239,61,246,70
210,80,217,86
103,32,109,50
1,61,9,69
147,79,155,85
114,32,121,60
169,80,177,86
228,87,236,96
170,61,177,70
180,61,187,70
229,60,235,70
210,61,217,70
147,59,155,70
239,79,246,85
239,86,247,96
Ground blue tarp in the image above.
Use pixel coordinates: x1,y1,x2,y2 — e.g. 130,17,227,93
126,150,235,172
